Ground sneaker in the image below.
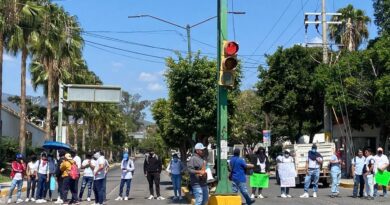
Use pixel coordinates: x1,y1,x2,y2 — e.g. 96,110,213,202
54,199,63,204
31,198,36,202
124,197,128,201
115,197,123,201
286,195,292,198
26,198,30,202
249,199,256,205
7,199,11,204
281,194,287,198
36,199,44,203
147,195,154,200
250,194,255,199
156,196,165,200
178,196,183,200
41,199,47,203
300,193,309,198
172,196,178,201
258,194,264,199
313,192,317,198
16,199,23,204
87,197,91,202
384,194,389,198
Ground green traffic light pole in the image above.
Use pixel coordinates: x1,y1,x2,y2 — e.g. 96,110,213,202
215,0,231,194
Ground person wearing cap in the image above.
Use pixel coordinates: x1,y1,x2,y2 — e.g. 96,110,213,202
351,149,365,198
276,149,295,198
230,148,255,205
115,152,135,201
300,144,323,198
374,147,389,198
249,146,269,199
329,148,343,198
143,149,164,200
188,143,208,205
7,153,26,204
168,153,186,201
78,153,95,202
60,153,78,204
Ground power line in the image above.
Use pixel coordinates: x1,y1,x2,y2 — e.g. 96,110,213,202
83,29,181,34
231,0,237,41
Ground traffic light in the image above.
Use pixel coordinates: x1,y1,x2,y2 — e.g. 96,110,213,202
219,40,239,87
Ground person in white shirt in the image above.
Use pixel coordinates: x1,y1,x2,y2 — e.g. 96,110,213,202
277,149,295,198
351,149,365,198
300,144,323,198
36,152,50,203
26,155,38,202
92,151,106,205
364,148,375,200
78,153,95,202
115,153,135,201
373,147,389,198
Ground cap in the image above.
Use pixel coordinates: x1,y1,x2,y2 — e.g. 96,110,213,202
377,147,383,152
123,153,129,160
194,143,205,150
65,153,72,160
284,149,291,153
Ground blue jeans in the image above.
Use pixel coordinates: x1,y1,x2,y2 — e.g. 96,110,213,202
119,179,132,197
374,184,388,196
93,179,105,204
281,187,290,195
192,185,209,205
36,174,47,199
232,181,252,205
103,176,107,201
304,169,320,193
79,176,93,199
331,170,341,193
26,175,37,198
8,179,23,200
353,175,364,197
171,174,182,197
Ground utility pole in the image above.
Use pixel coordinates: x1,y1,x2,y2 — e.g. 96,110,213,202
304,0,341,142
215,0,231,194
57,82,64,143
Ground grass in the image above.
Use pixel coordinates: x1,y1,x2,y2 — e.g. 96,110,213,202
0,174,10,183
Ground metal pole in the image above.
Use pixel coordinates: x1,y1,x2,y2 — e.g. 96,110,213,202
322,0,332,141
57,82,64,142
186,24,192,64
215,0,232,194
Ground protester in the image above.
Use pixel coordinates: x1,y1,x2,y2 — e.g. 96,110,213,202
187,143,208,205
168,153,185,201
330,149,343,198
36,152,50,203
300,144,323,198
7,153,26,204
144,148,165,200
374,147,389,198
103,153,110,202
44,153,57,201
363,148,375,200
352,149,365,198
78,153,94,202
92,151,106,205
55,150,66,204
25,155,38,202
72,151,81,202
249,146,269,199
115,153,135,201
230,148,255,205
276,149,295,198
60,153,78,204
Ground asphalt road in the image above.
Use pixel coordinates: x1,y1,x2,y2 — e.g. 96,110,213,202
4,158,389,205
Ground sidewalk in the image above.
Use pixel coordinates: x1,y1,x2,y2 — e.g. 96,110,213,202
340,178,390,190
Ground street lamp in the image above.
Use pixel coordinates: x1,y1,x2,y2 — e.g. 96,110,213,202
128,12,244,64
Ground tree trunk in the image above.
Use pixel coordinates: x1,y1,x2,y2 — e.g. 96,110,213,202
0,33,3,137
380,121,389,154
73,124,78,151
45,60,52,140
179,145,187,163
19,46,28,155
347,18,354,52
82,124,86,157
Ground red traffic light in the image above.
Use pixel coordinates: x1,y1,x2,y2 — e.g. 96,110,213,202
224,41,239,56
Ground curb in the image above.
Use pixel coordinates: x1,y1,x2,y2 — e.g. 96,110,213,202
1,186,27,198
340,182,390,190
181,186,195,205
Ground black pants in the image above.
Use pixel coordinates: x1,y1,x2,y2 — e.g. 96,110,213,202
62,177,78,204
57,177,63,199
26,175,37,199
44,174,54,199
147,172,161,197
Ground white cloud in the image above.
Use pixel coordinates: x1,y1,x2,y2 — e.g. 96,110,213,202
139,72,158,82
3,53,15,62
147,83,163,91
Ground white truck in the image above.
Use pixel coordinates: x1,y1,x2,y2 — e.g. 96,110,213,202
282,142,335,187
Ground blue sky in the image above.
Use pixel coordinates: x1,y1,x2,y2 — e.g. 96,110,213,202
3,0,377,121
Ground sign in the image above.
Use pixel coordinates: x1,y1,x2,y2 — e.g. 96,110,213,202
67,84,121,103
250,173,269,188
375,170,390,186
278,162,297,187
262,130,271,146
221,140,228,160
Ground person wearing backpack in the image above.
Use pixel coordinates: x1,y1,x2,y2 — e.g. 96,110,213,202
363,148,375,200
351,149,365,198
7,154,26,204
35,152,50,203
249,146,269,199
115,153,135,201
168,153,186,201
60,153,79,204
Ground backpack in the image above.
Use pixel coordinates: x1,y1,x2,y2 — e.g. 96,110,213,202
362,157,375,175
69,162,80,180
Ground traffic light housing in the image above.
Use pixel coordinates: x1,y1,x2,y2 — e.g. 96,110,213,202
219,40,239,87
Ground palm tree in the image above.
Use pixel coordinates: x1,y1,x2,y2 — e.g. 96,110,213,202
329,4,371,51
6,0,42,154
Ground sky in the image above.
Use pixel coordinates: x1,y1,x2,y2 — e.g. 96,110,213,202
2,0,378,121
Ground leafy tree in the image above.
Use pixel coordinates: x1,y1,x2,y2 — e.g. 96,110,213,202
329,4,370,51
373,0,390,34
256,46,324,142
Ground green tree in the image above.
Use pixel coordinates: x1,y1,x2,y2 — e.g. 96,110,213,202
329,4,371,51
373,0,390,34
256,46,324,142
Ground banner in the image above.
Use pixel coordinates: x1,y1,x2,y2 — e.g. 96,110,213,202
262,130,271,147
278,162,296,187
375,170,390,186
250,173,269,188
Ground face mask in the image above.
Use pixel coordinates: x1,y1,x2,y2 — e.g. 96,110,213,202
378,151,383,155
284,153,290,158
173,158,178,162
93,153,100,159
150,152,154,156
312,149,317,153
